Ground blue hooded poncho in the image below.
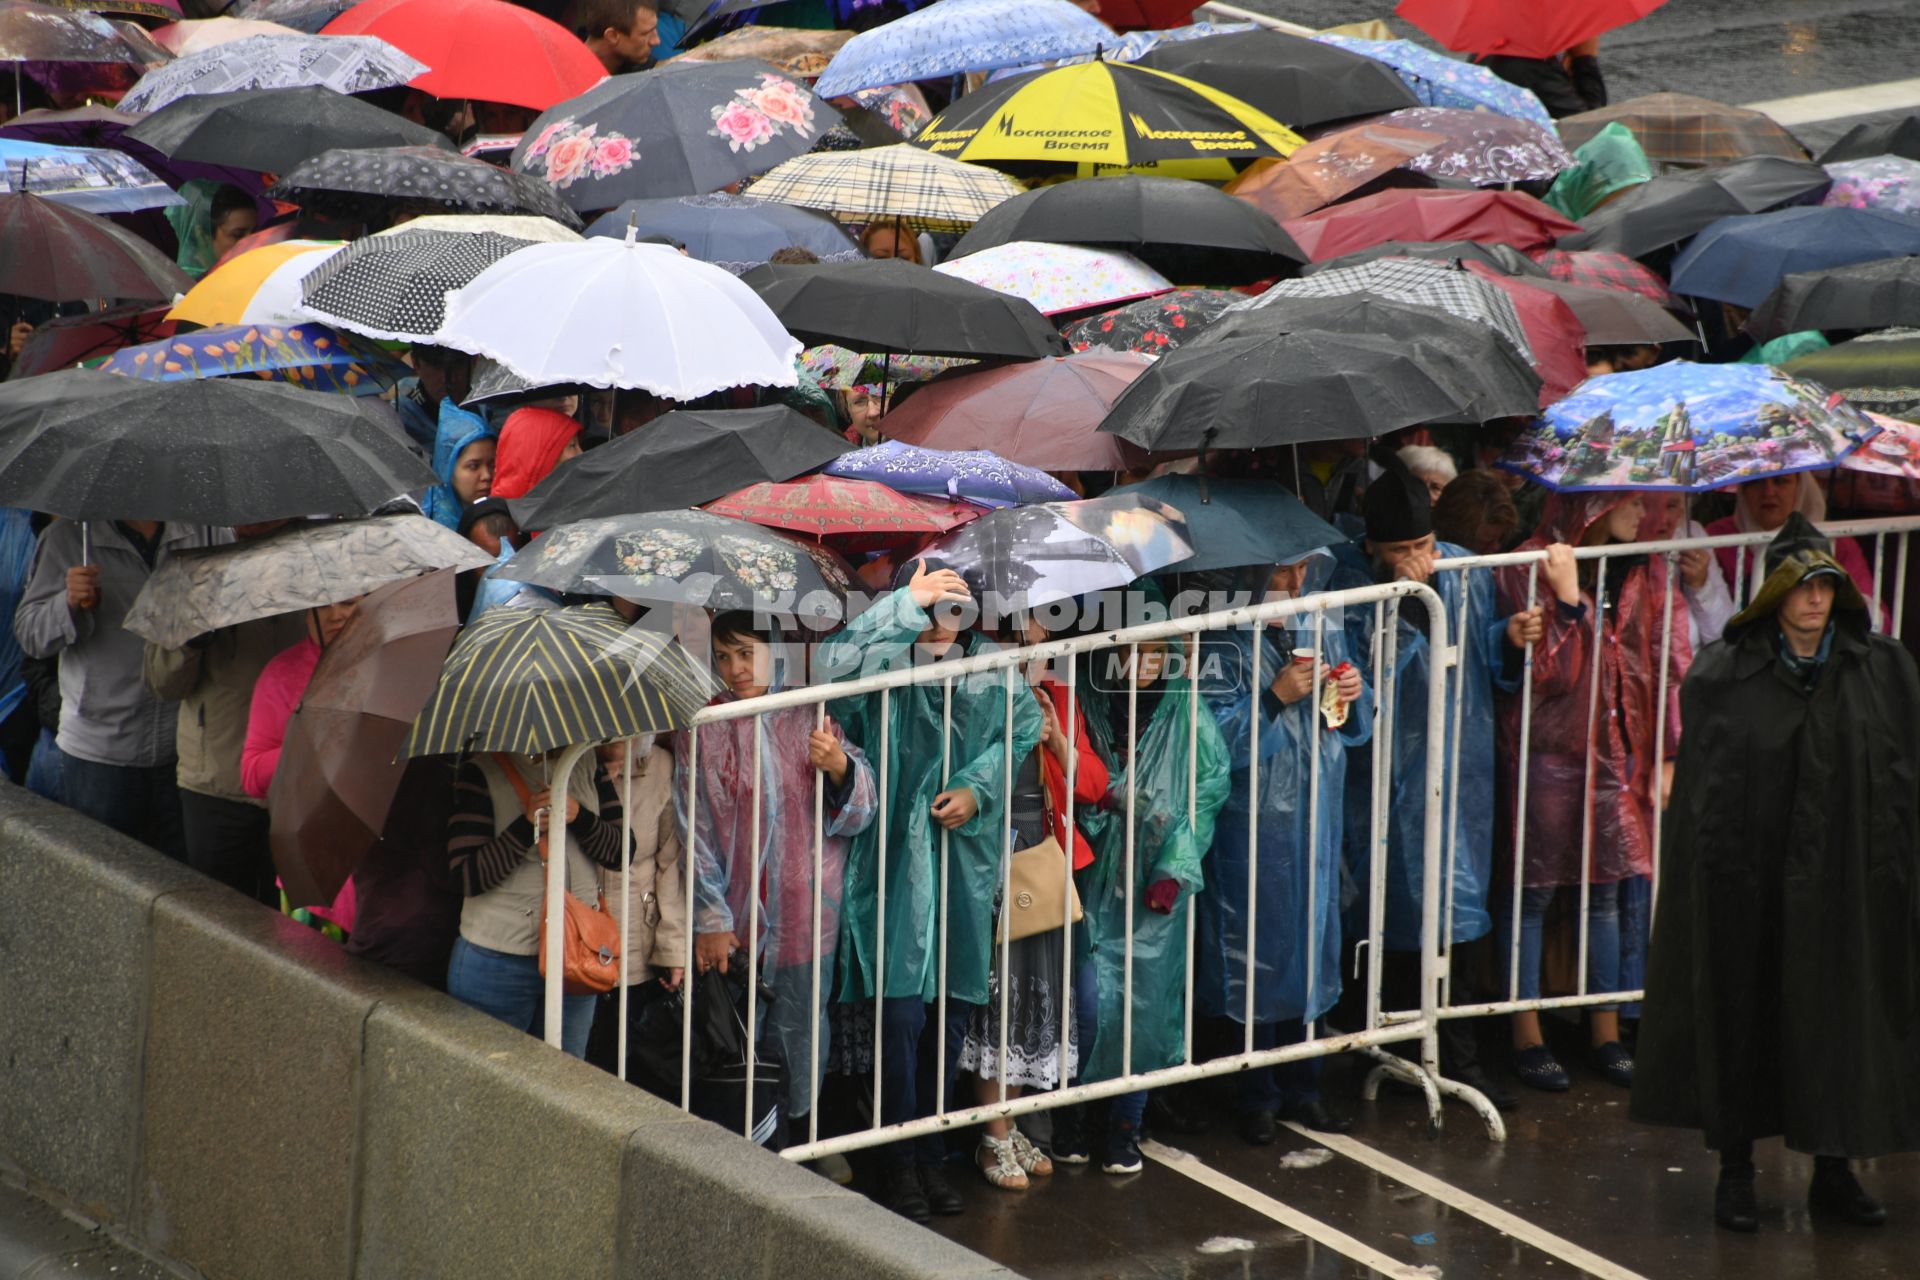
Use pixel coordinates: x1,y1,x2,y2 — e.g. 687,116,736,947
421,398,497,531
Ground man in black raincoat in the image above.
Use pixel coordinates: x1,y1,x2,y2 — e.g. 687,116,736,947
1631,512,1920,1233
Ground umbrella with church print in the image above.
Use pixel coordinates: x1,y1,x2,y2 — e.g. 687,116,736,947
1496,361,1880,493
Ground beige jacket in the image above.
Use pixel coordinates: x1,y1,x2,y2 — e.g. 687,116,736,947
596,742,687,981
144,612,309,803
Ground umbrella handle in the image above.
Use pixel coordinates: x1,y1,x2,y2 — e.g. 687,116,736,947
80,521,90,569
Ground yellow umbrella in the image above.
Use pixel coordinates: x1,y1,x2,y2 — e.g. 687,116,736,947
165,239,340,327
912,60,1304,169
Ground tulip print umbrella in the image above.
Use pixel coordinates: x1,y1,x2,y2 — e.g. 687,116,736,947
100,320,405,394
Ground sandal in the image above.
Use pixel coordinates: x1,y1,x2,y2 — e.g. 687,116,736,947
976,1134,1029,1190
1010,1128,1053,1177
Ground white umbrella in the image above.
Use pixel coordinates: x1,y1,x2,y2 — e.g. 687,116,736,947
373,213,581,244
434,230,801,398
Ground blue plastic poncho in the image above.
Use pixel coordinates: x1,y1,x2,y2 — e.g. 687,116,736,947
421,399,496,531
1328,540,1517,953
1077,665,1232,1081
1197,560,1373,1027
819,586,1043,1006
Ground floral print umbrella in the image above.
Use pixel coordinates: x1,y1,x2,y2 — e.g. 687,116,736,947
933,241,1173,317
812,0,1112,98
100,320,404,395
1373,105,1573,186
1821,156,1920,216
799,344,972,389
1310,33,1553,130
513,58,833,213
1060,287,1240,354
1497,361,1879,493
1225,123,1444,222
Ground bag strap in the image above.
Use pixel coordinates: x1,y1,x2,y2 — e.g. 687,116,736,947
491,752,553,865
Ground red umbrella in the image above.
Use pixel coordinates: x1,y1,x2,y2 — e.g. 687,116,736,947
214,217,302,269
1461,260,1589,406
0,191,192,306
1281,188,1579,262
323,0,604,112
705,472,985,545
880,352,1154,471
1395,0,1666,59
8,303,175,377
1086,0,1200,30
1528,247,1674,306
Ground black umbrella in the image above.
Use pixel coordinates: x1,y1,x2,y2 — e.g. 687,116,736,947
738,258,1067,358
1134,27,1419,129
1302,238,1548,278
296,228,538,342
268,145,583,229
1818,114,1920,165
508,406,851,529
1745,256,1920,341
1557,155,1832,258
945,175,1305,285
0,370,434,524
125,86,455,175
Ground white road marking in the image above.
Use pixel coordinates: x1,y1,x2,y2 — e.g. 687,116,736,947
1742,78,1920,127
1285,1123,1654,1280
1141,1139,1440,1280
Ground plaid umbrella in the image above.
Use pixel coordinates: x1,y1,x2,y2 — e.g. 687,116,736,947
1238,255,1534,359
295,228,536,342
704,473,985,542
1528,247,1673,305
268,145,582,228
100,320,405,394
745,143,1024,230
1061,286,1240,354
1376,106,1573,186
932,240,1172,316
1557,93,1808,173
116,33,425,113
402,604,718,758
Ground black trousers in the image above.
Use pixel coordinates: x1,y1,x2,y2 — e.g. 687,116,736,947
181,790,278,907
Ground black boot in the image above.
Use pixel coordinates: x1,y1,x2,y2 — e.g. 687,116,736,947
883,1163,930,1224
1715,1154,1758,1233
1810,1156,1886,1227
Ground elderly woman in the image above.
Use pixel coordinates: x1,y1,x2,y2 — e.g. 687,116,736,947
1397,444,1458,505
1705,473,1879,617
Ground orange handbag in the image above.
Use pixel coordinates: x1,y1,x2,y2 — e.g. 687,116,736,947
493,755,623,995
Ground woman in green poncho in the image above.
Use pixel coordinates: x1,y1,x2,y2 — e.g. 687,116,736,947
818,558,1043,1225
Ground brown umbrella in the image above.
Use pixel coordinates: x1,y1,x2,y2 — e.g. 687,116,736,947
1556,93,1808,172
1226,123,1442,222
268,570,461,910
880,351,1154,471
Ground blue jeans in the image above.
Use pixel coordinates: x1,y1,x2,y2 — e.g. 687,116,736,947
1495,883,1623,1010
447,937,597,1059
59,748,185,862
1071,956,1146,1127
879,995,973,1170
1242,1019,1321,1113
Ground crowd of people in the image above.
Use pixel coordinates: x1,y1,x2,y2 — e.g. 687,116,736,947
3,0,1919,1243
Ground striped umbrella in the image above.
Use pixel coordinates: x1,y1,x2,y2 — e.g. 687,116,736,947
402,603,718,757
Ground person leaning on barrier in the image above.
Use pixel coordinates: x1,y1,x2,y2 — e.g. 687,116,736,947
1328,465,1540,1114
1633,512,1920,1234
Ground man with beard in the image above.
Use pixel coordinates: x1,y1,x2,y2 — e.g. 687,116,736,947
1633,512,1920,1232
1329,464,1543,1113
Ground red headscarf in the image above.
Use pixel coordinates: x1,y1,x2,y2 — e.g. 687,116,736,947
489,408,582,500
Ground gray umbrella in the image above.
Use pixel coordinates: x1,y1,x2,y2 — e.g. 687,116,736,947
268,145,583,229
1557,156,1832,258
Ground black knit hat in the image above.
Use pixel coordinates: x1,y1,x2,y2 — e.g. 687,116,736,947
1364,459,1433,544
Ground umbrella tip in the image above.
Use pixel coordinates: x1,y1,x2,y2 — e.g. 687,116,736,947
625,211,638,245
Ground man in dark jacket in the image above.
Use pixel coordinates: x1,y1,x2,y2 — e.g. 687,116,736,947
1631,512,1920,1233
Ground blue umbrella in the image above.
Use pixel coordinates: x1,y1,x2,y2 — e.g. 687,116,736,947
812,0,1114,98
584,193,862,274
0,138,183,214
99,322,406,397
824,440,1075,508
1310,34,1552,131
1668,206,1920,307
1106,474,1343,573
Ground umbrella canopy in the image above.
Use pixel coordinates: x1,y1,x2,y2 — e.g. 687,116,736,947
1450,261,1590,403
1821,156,1920,216
1557,154,1832,258
436,231,801,397
0,104,272,203
373,212,579,243
932,240,1172,316
0,190,191,303
269,145,582,228
1395,0,1665,59
294,226,535,342
507,405,850,529
494,510,856,621
1782,328,1920,418
745,143,1025,230
0,137,180,214
1310,32,1553,129
1106,473,1342,573
513,59,834,213
123,513,489,647
6,302,173,376
918,492,1192,616
824,439,1076,508
1060,286,1239,354
1819,115,1920,167
740,257,1067,358
269,569,461,909
879,352,1152,470
1239,255,1535,359
151,16,300,54
1745,256,1920,342
1669,207,1920,308
582,192,860,273
402,604,718,758
0,369,433,523
126,85,453,173
322,0,601,111
1509,276,1692,346
1529,246,1672,304
1225,122,1443,222
946,174,1304,282
798,344,970,389
1557,93,1808,172
0,0,152,62
1498,361,1877,492
913,59,1303,169
1373,105,1573,186
117,33,424,113
99,319,405,394
165,239,339,326
1842,411,1920,482
1305,238,1548,277
812,0,1112,99
704,473,984,543
677,24,852,77
1133,27,1417,129
1282,187,1578,261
